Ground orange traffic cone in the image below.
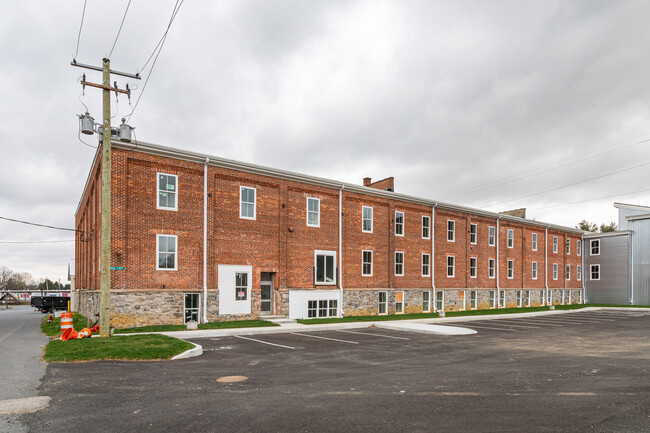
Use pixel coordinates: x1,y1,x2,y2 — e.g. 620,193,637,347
61,328,78,341
90,325,100,333
78,328,92,338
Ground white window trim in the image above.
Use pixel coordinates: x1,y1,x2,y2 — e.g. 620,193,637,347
362,206,373,233
239,186,256,220
378,291,388,315
590,264,600,281
447,255,455,277
553,236,558,253
566,264,571,281
470,257,477,279
488,258,495,279
470,223,477,245
553,263,558,280
306,197,320,227
507,260,514,279
590,239,600,256
314,250,337,285
507,229,514,248
423,291,431,312
362,250,373,277
532,261,538,280
489,290,496,309
566,239,571,255
459,290,466,311
156,234,178,271
488,226,495,246
470,290,478,309
577,265,582,281
532,233,538,251
525,290,531,307
517,290,522,307
395,251,405,276
421,253,431,277
422,215,431,239
395,291,405,314
157,172,178,211
395,211,405,237
183,293,201,324
577,240,582,256
447,220,455,242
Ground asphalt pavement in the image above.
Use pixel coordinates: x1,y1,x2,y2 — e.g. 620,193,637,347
0,305,50,433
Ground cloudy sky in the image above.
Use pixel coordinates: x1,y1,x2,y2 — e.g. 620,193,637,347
1,0,649,283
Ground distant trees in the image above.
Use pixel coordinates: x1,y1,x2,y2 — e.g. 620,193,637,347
576,219,618,233
0,266,69,292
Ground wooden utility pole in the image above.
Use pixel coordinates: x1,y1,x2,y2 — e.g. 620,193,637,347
71,59,140,337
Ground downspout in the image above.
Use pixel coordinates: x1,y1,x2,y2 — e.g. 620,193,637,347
338,185,344,316
581,234,586,304
545,225,549,306
431,203,437,312
203,157,209,323
630,230,634,305
496,216,501,308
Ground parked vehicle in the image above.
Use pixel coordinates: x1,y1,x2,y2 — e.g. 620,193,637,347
32,296,70,313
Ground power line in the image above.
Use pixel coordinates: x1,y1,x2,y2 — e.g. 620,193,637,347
0,216,80,233
74,0,88,59
108,0,132,58
529,187,650,211
126,0,184,122
0,240,75,244
482,159,650,209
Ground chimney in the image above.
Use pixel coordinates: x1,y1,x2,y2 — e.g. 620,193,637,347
362,176,395,192
363,177,372,186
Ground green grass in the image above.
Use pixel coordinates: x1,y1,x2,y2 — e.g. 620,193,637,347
43,334,194,362
114,319,278,334
297,312,440,325
41,312,89,337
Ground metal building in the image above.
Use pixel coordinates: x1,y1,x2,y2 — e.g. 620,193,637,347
585,202,650,305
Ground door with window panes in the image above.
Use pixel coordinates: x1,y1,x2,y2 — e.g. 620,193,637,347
184,294,199,323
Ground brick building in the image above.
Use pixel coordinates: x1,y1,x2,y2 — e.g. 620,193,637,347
75,140,585,328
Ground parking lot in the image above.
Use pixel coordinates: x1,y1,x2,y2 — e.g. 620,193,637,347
25,309,650,432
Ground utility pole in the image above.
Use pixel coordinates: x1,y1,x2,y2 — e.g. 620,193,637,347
72,59,140,337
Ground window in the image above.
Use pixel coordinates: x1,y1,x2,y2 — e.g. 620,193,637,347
488,226,495,246
553,236,558,253
489,290,496,308
567,289,572,305
488,258,495,279
561,289,566,305
590,240,600,255
516,290,522,307
156,234,177,270
470,290,477,309
470,257,477,278
566,239,571,255
395,211,404,236
577,265,582,281
577,240,582,256
362,206,373,233
436,291,444,312
395,252,404,276
566,264,571,281
470,223,477,244
422,291,430,312
507,229,514,248
308,299,338,318
235,272,248,300
422,216,431,239
447,220,455,242
395,291,404,314
507,260,514,279
532,261,538,280
447,256,455,277
524,290,530,307
547,290,552,305
315,250,336,285
362,250,373,276
578,290,582,304
590,264,600,281
240,186,256,219
499,290,505,308
157,173,177,210
421,254,430,277
306,197,320,227
378,291,387,315
184,293,199,323
540,290,545,306
532,233,538,251
459,290,466,310
553,263,558,280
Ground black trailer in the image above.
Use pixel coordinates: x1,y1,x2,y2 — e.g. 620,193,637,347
32,296,70,313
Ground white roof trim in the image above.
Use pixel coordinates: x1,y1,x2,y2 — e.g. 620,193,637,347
626,213,650,221
583,230,633,239
613,202,650,212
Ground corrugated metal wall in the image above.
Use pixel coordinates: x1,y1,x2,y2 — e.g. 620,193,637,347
631,219,650,305
585,234,629,304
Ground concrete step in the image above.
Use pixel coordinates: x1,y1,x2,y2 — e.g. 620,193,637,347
261,315,297,325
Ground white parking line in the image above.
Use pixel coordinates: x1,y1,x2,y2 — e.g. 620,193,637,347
480,321,540,329
235,335,295,350
543,318,603,324
291,332,359,344
337,330,410,340
463,324,516,332
503,319,564,327
564,315,615,321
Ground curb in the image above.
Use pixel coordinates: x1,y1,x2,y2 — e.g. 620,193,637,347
376,322,477,335
171,342,203,360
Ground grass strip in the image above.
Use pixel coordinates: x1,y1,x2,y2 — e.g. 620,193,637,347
114,319,278,334
41,312,88,337
43,334,194,362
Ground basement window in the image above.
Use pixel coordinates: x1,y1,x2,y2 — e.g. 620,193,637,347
307,299,338,318
157,173,178,210
423,291,430,312
235,272,248,301
470,290,477,309
378,291,387,315
395,291,404,314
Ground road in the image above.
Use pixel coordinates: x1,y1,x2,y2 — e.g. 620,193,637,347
0,305,49,433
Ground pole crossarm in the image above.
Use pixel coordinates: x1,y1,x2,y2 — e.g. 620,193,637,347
81,77,131,95
71,59,141,80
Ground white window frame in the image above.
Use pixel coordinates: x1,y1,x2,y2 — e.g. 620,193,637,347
459,290,466,311
577,240,582,256
395,251,404,276
470,223,477,244
447,255,455,277
362,206,373,233
525,290,531,307
516,290,522,307
308,299,339,318
421,253,431,277
489,290,496,309
566,238,571,255
590,239,600,256
436,291,444,312
499,290,506,308
470,290,477,309
532,261,538,280
395,211,405,236
488,226,495,246
447,220,455,242
507,229,514,248
590,264,600,281
156,234,178,271
306,197,320,227
395,291,405,314
532,233,537,251
470,257,477,278
567,289,572,305
553,263,558,280
566,264,571,281
547,289,553,305
157,172,178,211
378,291,387,315
184,293,200,324
577,265,582,281
362,250,373,276
507,260,514,279
561,289,566,305
553,236,558,253
488,258,495,279
422,215,431,239
540,290,545,306
422,291,431,312
314,250,337,285
239,186,256,220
